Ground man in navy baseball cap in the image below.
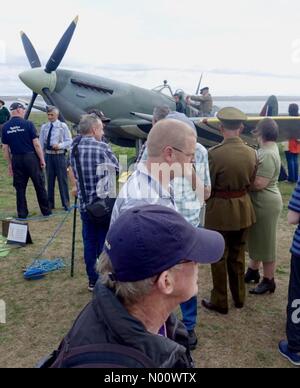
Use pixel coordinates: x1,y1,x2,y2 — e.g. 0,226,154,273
104,205,225,282
9,102,26,111
46,205,224,368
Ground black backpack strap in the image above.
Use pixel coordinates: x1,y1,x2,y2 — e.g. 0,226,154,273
51,343,157,369
72,139,88,205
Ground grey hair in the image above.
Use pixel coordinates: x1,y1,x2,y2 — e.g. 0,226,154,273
79,114,102,135
98,252,157,306
47,106,59,114
153,106,171,123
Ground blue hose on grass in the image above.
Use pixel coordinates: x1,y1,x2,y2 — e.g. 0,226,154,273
23,210,71,280
24,259,66,280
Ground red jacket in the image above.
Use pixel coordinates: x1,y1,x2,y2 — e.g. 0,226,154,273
289,139,300,154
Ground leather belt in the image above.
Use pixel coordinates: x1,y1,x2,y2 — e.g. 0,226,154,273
46,150,65,155
213,190,248,199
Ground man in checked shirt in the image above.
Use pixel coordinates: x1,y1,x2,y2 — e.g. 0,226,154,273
70,114,119,292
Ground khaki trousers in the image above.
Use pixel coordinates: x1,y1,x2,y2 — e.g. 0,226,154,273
210,229,249,309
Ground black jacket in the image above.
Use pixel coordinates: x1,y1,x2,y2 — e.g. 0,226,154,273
52,282,194,368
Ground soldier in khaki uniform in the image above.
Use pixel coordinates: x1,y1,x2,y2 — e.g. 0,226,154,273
202,107,258,314
187,87,213,117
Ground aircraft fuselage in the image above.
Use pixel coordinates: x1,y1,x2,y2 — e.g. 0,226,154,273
47,69,176,124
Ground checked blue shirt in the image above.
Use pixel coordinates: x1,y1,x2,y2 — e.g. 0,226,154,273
71,136,119,212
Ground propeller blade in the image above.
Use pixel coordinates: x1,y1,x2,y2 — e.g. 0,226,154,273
45,16,79,73
24,93,38,119
20,32,42,68
42,88,66,122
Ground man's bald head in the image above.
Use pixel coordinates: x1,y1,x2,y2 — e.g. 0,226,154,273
147,119,196,158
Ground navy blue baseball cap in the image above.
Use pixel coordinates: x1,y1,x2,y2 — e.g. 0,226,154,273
104,205,225,282
10,102,26,111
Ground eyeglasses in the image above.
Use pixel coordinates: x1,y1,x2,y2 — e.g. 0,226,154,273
171,146,195,159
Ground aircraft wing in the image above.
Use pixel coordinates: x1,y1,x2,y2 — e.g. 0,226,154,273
17,98,47,113
192,116,300,146
130,112,154,122
195,116,300,147
105,117,152,148
130,112,300,148
130,112,222,147
244,116,300,141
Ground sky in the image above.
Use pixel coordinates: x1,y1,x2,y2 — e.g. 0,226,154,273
2,0,300,96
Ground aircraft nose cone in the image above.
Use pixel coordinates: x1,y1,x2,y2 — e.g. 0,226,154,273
19,68,57,94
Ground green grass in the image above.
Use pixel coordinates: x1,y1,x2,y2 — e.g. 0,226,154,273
0,120,297,368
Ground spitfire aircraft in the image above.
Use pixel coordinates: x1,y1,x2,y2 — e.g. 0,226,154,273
19,17,300,150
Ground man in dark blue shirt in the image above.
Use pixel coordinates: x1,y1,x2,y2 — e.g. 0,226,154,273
278,181,300,366
1,103,51,219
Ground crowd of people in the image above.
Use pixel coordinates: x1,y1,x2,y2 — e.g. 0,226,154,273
1,98,300,368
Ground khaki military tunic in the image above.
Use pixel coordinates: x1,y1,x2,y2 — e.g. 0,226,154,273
191,94,213,116
206,137,257,231
204,136,258,310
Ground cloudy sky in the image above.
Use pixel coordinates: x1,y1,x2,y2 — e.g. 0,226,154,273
1,0,300,96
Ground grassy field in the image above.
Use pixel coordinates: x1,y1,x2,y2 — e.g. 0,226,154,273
0,113,297,368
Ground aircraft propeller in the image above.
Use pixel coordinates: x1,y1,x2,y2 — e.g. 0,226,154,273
19,16,79,120
42,88,58,109
24,92,38,120
20,32,42,69
45,16,79,74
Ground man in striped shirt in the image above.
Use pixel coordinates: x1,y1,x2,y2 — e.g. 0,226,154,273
279,181,300,366
111,119,197,226
111,117,207,350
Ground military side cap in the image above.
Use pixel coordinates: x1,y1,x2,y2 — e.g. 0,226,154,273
217,107,248,123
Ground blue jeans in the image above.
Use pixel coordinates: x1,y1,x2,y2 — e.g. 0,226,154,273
181,296,198,331
286,152,299,183
81,212,109,285
286,254,300,353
